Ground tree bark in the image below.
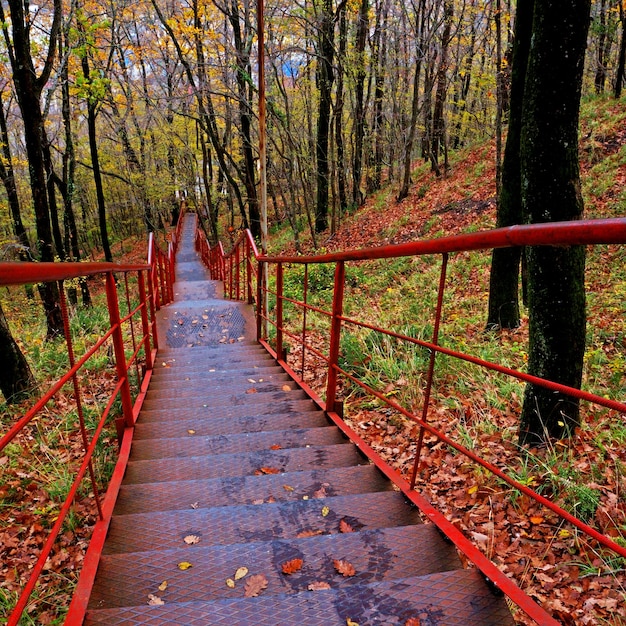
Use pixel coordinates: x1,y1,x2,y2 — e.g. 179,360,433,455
487,0,534,330
352,0,369,206
0,302,36,403
615,3,626,98
519,0,591,445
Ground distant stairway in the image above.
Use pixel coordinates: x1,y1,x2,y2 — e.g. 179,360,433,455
84,214,513,625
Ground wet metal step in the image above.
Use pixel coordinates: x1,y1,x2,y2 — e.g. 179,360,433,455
132,411,330,440
112,465,394,516
123,444,367,485
85,569,513,625
88,525,461,609
128,426,347,461
103,490,424,554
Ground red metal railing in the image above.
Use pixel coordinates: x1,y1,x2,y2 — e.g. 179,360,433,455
204,217,626,624
0,235,175,625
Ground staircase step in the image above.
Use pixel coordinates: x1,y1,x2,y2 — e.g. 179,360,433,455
85,568,514,625
123,444,366,485
136,398,318,422
112,465,394,515
104,491,423,554
129,426,346,461
87,525,460,609
149,365,286,384
132,411,329,440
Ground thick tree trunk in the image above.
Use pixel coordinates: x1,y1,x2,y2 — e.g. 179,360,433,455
519,0,591,445
0,302,36,403
487,0,534,330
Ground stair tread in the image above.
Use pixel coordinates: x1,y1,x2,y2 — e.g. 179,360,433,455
112,465,393,515
88,525,461,609
104,491,422,553
123,444,366,485
128,426,346,461
85,569,514,625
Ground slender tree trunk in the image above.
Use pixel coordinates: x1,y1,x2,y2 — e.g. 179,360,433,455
594,0,608,94
352,0,369,206
335,4,348,212
487,0,534,330
615,3,626,98
315,0,335,233
519,0,591,445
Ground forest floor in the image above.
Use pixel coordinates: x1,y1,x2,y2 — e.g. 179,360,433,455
271,95,626,625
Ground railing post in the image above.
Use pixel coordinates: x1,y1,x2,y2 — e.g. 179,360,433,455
236,243,241,300
138,271,153,371
105,272,135,432
276,263,284,360
410,252,449,489
325,261,345,414
257,260,264,341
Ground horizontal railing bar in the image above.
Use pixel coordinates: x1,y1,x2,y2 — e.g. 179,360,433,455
261,218,626,264
0,262,148,285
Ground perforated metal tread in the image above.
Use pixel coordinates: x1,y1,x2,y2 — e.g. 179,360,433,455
149,365,288,385
88,525,461,609
128,426,347,460
124,444,367,485
132,410,330,440
85,569,513,625
103,490,423,554
112,465,394,515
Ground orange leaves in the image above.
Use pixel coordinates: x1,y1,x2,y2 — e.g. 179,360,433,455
339,519,355,533
308,581,331,591
255,466,281,475
333,559,356,577
281,558,303,575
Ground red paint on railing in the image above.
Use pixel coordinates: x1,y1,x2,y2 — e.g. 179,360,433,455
200,216,626,624
1,232,175,625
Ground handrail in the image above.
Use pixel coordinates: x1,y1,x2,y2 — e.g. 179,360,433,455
199,216,626,624
1,235,175,625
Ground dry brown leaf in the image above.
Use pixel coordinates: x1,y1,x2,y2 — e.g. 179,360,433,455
183,534,201,545
244,573,268,597
246,387,258,394
157,580,168,592
333,559,356,577
147,594,165,606
283,484,295,492
266,495,276,503
308,581,331,591
297,529,323,538
234,566,249,580
313,485,328,499
405,619,421,626
281,558,304,575
282,384,292,392
339,519,354,533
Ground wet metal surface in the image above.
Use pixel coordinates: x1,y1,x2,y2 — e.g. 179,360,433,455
86,214,513,624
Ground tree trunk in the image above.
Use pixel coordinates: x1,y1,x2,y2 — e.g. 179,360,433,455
315,0,335,233
615,3,626,98
0,302,36,403
352,0,369,206
594,0,609,94
335,3,348,213
487,0,534,330
519,0,591,445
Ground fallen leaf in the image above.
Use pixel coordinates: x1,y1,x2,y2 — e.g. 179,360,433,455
246,388,258,394
234,566,249,580
190,502,200,509
244,573,268,597
297,529,323,538
252,499,264,505
405,619,421,626
187,429,196,435
530,515,544,525
177,318,184,325
283,484,295,492
313,485,328,499
321,506,330,517
248,378,256,383
308,581,331,591
339,519,354,533
266,495,276,503
259,467,281,475
270,444,282,450
334,559,356,577
467,485,478,495
281,558,304,575
225,578,235,588
282,384,292,392
302,495,309,500
157,580,168,592
346,619,359,626
147,594,165,606
177,561,193,570
184,534,201,545
558,529,572,539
